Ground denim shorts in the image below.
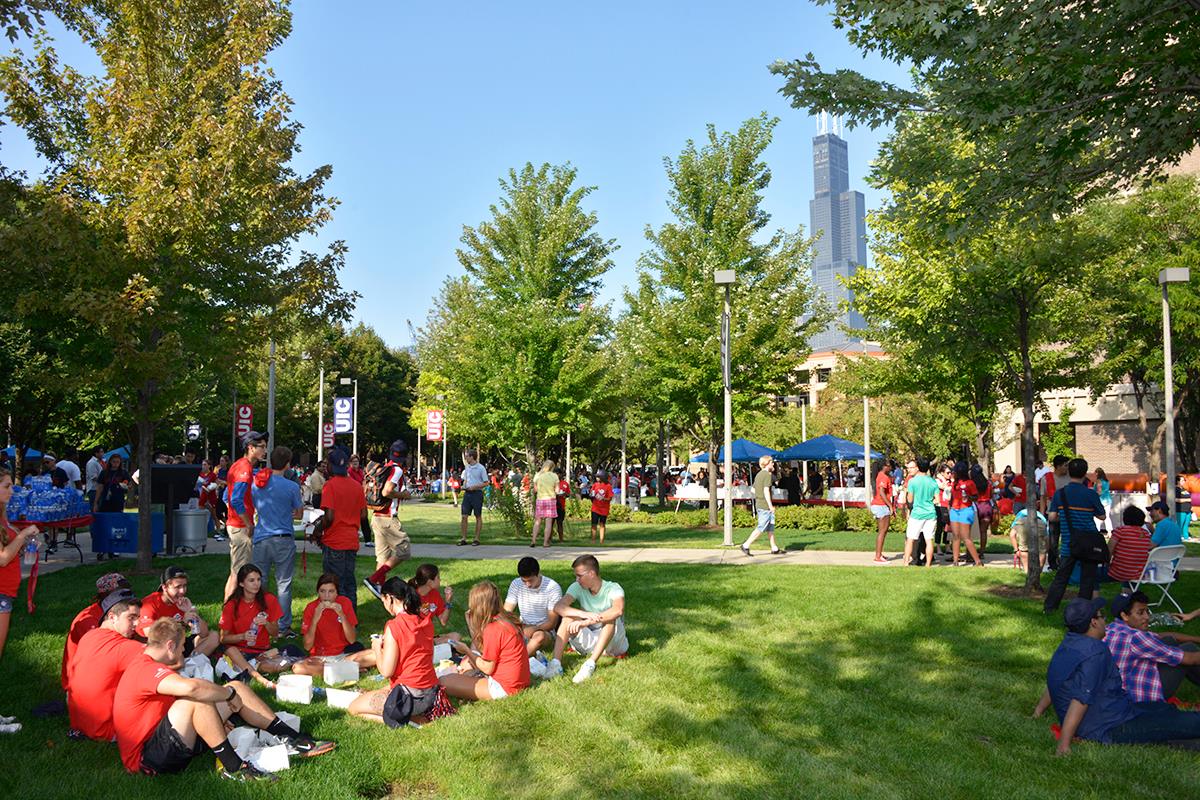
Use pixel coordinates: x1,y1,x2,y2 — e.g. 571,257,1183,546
870,504,892,519
755,509,776,531
0,593,12,614
949,506,976,526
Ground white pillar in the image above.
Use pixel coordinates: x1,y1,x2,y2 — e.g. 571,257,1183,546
352,379,359,456
722,283,734,547
316,367,324,461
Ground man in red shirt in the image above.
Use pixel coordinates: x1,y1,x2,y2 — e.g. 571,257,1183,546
554,472,571,543
1039,455,1070,570
137,565,219,657
365,440,412,598
68,589,143,740
589,471,613,545
224,430,269,599
871,461,896,564
61,571,130,691
314,447,366,608
113,618,334,780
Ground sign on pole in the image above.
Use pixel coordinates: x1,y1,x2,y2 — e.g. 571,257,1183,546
321,422,335,449
333,397,354,434
185,422,201,442
426,409,444,442
236,404,254,439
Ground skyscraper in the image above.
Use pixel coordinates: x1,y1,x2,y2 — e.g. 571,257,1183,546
808,115,867,352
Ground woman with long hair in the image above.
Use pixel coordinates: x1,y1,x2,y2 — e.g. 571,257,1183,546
0,467,39,732
949,462,984,567
969,464,993,552
409,563,462,645
292,572,376,677
92,453,130,513
440,581,530,701
218,564,285,687
348,577,441,725
1094,467,1113,533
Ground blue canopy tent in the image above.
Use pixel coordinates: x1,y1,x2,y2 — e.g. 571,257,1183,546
689,438,780,463
775,434,882,462
2,446,42,460
104,445,132,462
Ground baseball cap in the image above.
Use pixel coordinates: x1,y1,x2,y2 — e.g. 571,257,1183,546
241,430,268,447
327,447,350,476
96,572,130,595
100,589,137,616
160,565,188,586
1063,596,1107,634
389,439,408,460
1110,592,1140,619
1147,500,1171,515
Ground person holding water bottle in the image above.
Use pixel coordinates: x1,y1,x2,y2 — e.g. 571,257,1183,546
0,466,39,732
218,564,287,687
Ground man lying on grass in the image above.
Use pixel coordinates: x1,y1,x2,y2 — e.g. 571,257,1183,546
114,618,335,782
545,554,627,684
1034,597,1200,754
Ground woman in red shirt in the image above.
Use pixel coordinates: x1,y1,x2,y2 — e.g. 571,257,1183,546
0,467,39,729
348,578,441,725
948,462,984,567
218,564,285,687
409,563,462,646
196,459,222,529
293,572,376,677
441,581,530,701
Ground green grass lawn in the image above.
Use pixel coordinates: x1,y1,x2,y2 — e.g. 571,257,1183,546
3,552,1200,798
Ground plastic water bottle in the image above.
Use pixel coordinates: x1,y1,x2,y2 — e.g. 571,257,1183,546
188,617,200,635
246,620,259,647
1148,563,1158,582
22,536,37,566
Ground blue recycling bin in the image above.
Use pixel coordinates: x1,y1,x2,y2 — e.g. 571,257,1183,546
91,512,165,555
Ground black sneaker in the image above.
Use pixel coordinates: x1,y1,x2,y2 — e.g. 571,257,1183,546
281,735,337,757
362,579,383,601
278,627,297,640
220,762,279,782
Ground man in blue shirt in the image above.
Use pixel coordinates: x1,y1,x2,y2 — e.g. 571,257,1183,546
1148,501,1184,548
1044,458,1107,612
1035,596,1200,754
251,445,302,637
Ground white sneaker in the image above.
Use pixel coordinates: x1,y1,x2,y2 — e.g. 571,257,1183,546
0,715,15,725
572,660,596,684
0,722,20,734
543,658,563,679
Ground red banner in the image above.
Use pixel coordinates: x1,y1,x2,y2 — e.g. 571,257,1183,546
426,409,444,442
236,404,253,438
321,422,335,449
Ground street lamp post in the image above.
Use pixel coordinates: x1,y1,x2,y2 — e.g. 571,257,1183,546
267,339,276,449
316,365,325,461
1160,268,1191,505
714,269,737,547
861,340,881,499
339,377,359,455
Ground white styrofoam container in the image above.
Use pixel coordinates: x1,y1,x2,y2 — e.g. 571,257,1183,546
276,710,301,731
324,659,359,685
325,687,360,709
432,643,453,663
252,743,290,773
276,674,313,705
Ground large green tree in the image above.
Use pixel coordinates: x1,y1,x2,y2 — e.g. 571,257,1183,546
622,114,824,525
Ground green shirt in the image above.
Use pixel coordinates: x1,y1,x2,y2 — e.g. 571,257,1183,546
565,579,625,615
907,474,938,520
533,470,558,501
754,468,774,506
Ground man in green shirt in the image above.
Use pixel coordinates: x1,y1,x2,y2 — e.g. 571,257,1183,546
544,554,627,684
741,455,782,556
904,458,939,568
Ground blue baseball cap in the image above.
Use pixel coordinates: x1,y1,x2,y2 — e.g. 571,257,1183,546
1063,596,1107,633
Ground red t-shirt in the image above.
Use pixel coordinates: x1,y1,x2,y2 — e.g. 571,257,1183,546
114,654,179,773
135,592,185,637
68,628,144,740
61,602,103,690
0,525,23,597
1108,525,1153,583
1011,474,1027,502
320,475,366,550
872,471,893,506
348,466,364,484
950,479,978,510
418,587,446,622
482,618,530,696
219,594,283,654
591,483,613,516
385,612,437,689
1041,473,1062,506
556,479,570,507
224,456,256,528
302,596,357,656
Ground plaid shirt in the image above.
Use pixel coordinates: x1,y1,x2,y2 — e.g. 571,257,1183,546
1104,620,1184,702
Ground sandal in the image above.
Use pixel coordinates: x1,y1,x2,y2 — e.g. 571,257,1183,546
472,540,480,546
456,540,467,547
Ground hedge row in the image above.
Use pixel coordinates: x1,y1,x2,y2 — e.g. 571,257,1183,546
559,498,884,532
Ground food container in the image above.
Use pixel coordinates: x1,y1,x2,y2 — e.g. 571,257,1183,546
276,674,313,705
325,687,360,709
432,643,453,663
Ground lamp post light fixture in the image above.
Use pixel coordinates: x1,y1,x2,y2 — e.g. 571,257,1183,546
339,377,359,456
1160,268,1190,506
714,268,737,547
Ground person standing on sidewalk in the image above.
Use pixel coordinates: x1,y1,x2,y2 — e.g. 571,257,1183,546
1043,458,1107,612
458,450,488,546
250,446,302,639
531,460,559,548
224,431,268,601
740,455,781,556
1039,455,1069,571
871,460,895,564
363,440,412,599
313,448,366,609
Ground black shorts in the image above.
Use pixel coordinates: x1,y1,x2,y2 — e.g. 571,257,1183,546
140,715,206,775
343,641,366,655
591,511,608,526
461,490,484,518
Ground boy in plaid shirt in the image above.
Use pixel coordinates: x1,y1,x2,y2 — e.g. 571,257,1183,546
1105,592,1200,702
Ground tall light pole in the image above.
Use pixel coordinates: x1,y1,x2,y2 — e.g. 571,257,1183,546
1161,268,1190,503
339,377,358,455
435,394,447,499
316,365,325,461
861,340,881,497
266,339,277,449
714,269,737,546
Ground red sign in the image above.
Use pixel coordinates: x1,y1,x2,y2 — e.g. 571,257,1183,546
321,422,335,449
426,409,444,442
236,404,254,438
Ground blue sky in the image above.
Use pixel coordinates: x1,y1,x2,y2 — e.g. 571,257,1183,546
1,1,908,349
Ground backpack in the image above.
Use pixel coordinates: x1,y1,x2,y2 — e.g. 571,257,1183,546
364,461,395,511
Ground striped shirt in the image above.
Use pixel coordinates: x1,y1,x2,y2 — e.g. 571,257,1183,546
1108,525,1152,583
505,576,562,626
1104,619,1183,703
1048,482,1105,555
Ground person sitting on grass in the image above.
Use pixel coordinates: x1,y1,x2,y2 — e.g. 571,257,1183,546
544,554,628,684
409,563,462,645
589,470,613,545
1104,591,1200,703
67,590,144,740
1009,508,1049,574
136,565,219,658
348,578,441,725
114,618,334,781
1107,507,1154,586
217,564,288,688
440,581,530,701
62,572,131,692
1033,596,1200,754
292,573,375,677
504,556,562,657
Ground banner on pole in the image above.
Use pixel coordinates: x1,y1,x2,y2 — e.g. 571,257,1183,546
426,409,444,442
321,422,335,449
185,422,201,442
333,397,354,434
236,404,253,439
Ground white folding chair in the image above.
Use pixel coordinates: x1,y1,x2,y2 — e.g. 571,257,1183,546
1130,544,1188,614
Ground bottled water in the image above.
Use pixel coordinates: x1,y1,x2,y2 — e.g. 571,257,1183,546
22,537,37,566
246,620,259,647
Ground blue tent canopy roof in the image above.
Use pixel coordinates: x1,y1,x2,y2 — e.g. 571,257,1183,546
2,446,42,459
775,434,883,462
689,438,781,463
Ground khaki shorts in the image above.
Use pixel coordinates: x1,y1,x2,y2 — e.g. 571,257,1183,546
569,617,628,657
226,524,253,574
1014,520,1049,553
370,514,411,563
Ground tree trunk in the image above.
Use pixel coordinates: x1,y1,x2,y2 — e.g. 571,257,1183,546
1017,301,1042,593
657,419,666,502
135,415,155,572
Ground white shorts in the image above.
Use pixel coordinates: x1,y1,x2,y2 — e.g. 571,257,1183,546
486,675,508,699
870,504,891,519
569,618,629,657
906,516,936,541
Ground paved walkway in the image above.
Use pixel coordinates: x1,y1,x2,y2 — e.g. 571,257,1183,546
27,530,1200,576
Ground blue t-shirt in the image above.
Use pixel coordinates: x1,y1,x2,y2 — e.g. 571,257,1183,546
1046,632,1141,742
251,473,303,540
1151,517,1183,548
1048,482,1105,556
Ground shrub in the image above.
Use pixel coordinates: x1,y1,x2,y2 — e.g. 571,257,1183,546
492,485,530,537
608,504,631,523
629,510,654,524
844,508,875,532
732,507,756,528
672,509,711,528
774,505,851,531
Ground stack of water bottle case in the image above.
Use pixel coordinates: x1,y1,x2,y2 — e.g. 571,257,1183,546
7,475,92,522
